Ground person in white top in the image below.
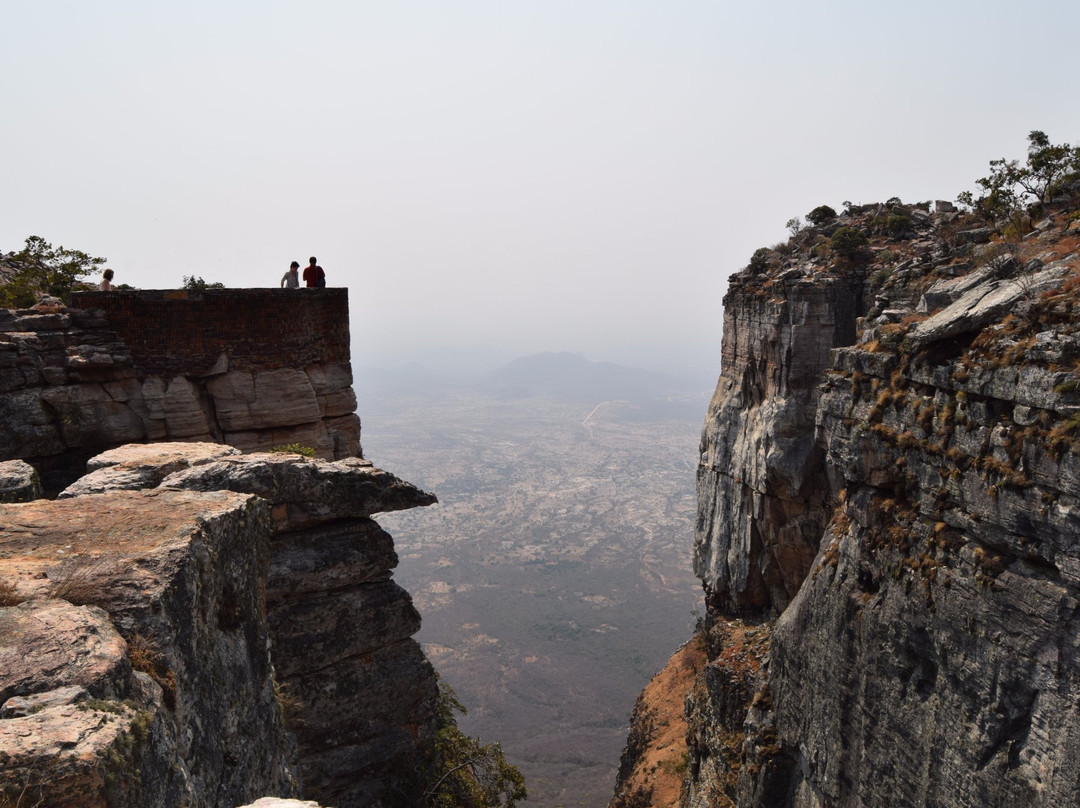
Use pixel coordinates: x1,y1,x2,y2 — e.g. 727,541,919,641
281,261,300,288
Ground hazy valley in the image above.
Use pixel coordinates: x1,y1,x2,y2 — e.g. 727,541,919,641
355,354,712,808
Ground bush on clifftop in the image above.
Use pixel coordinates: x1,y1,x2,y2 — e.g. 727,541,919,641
807,205,837,226
0,235,105,308
958,130,1080,220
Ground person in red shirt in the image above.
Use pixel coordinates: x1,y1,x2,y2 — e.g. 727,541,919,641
303,257,326,288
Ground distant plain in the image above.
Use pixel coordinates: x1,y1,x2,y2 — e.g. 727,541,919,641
356,354,712,808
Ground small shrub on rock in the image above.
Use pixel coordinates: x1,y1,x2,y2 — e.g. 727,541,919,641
748,247,772,273
830,227,869,259
808,205,838,226
270,444,317,457
885,213,913,238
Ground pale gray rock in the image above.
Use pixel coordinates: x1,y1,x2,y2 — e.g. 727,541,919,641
675,201,1080,808
159,452,436,529
952,226,994,245
86,440,239,472
0,459,41,502
0,599,194,807
223,420,336,458
916,265,995,313
60,441,240,498
694,275,855,615
207,369,322,431
0,601,130,704
0,307,364,490
1,684,89,718
163,376,214,438
907,265,1069,350
0,491,298,806
22,442,440,808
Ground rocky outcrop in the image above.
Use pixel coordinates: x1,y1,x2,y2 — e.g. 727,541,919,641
665,201,1080,807
1,600,204,808
0,444,438,808
0,487,295,807
0,290,361,494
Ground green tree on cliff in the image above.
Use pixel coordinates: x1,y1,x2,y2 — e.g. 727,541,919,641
0,235,106,308
829,226,868,259
419,680,527,808
958,130,1080,219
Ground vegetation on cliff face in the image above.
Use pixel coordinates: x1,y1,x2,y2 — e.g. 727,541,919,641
414,679,526,808
743,130,1080,280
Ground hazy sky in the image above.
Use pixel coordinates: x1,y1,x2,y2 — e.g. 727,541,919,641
4,1,1080,376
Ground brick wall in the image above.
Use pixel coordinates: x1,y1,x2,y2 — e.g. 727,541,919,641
71,288,350,375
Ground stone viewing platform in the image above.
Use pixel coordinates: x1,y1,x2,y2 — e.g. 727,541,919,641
71,288,350,375
1,290,360,492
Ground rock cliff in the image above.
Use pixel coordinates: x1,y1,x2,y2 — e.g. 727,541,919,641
615,198,1080,807
0,289,360,494
694,258,860,616
0,443,438,807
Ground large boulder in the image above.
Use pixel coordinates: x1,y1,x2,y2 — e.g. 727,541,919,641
907,265,1070,350
59,441,239,498
0,459,41,503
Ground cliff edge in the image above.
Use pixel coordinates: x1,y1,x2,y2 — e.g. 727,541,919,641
0,443,438,807
614,191,1080,807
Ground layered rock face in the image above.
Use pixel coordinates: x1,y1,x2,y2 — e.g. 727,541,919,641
653,202,1080,807
0,290,360,493
0,486,294,807
694,267,860,615
0,444,438,808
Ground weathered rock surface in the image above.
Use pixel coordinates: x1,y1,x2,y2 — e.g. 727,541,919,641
907,263,1070,349
0,600,130,704
159,452,437,528
0,444,439,808
58,441,240,497
0,490,294,807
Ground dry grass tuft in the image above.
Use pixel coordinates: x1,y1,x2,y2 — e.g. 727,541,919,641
127,634,177,711
46,555,117,606
0,780,45,808
273,676,305,726
0,579,25,607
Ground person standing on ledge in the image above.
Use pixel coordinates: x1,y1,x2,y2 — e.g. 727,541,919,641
303,256,326,288
281,261,300,288
100,268,114,291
